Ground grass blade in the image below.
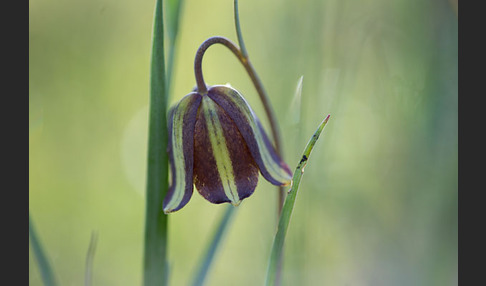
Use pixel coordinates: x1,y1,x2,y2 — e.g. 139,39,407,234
143,0,169,285
191,206,236,286
84,231,98,286
29,212,58,286
265,115,331,286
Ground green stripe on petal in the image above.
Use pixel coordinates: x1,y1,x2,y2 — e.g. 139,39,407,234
201,96,240,206
193,97,259,206
163,93,201,213
208,86,292,186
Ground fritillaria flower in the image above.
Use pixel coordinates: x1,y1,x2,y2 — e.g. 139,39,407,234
163,85,292,213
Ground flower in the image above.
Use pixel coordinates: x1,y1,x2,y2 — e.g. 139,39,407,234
163,85,293,213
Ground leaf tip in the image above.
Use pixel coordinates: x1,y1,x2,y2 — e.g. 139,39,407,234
324,114,330,123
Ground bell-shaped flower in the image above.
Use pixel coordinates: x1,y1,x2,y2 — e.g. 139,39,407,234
163,85,292,213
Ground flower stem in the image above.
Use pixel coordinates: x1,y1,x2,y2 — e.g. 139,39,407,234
233,0,248,59
194,36,239,94
232,0,286,217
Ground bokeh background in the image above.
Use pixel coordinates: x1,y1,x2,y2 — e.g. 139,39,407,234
29,0,458,285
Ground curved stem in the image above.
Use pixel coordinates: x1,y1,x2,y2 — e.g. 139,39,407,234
194,37,241,94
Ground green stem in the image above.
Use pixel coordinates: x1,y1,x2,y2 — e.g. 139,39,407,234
265,115,331,286
233,0,248,58
143,0,169,285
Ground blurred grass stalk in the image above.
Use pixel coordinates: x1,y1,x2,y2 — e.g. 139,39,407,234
265,115,331,286
29,213,58,286
191,206,236,286
84,231,98,286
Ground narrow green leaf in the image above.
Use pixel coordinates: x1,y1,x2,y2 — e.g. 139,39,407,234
265,115,331,286
191,206,236,286
143,0,169,285
84,231,98,286
29,212,58,286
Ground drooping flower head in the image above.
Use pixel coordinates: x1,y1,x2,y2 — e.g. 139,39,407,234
163,85,292,213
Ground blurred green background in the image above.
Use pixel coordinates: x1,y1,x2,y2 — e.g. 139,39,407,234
29,0,457,285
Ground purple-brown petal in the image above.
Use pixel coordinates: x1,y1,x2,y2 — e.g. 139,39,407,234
193,96,259,205
163,92,202,213
207,85,292,186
